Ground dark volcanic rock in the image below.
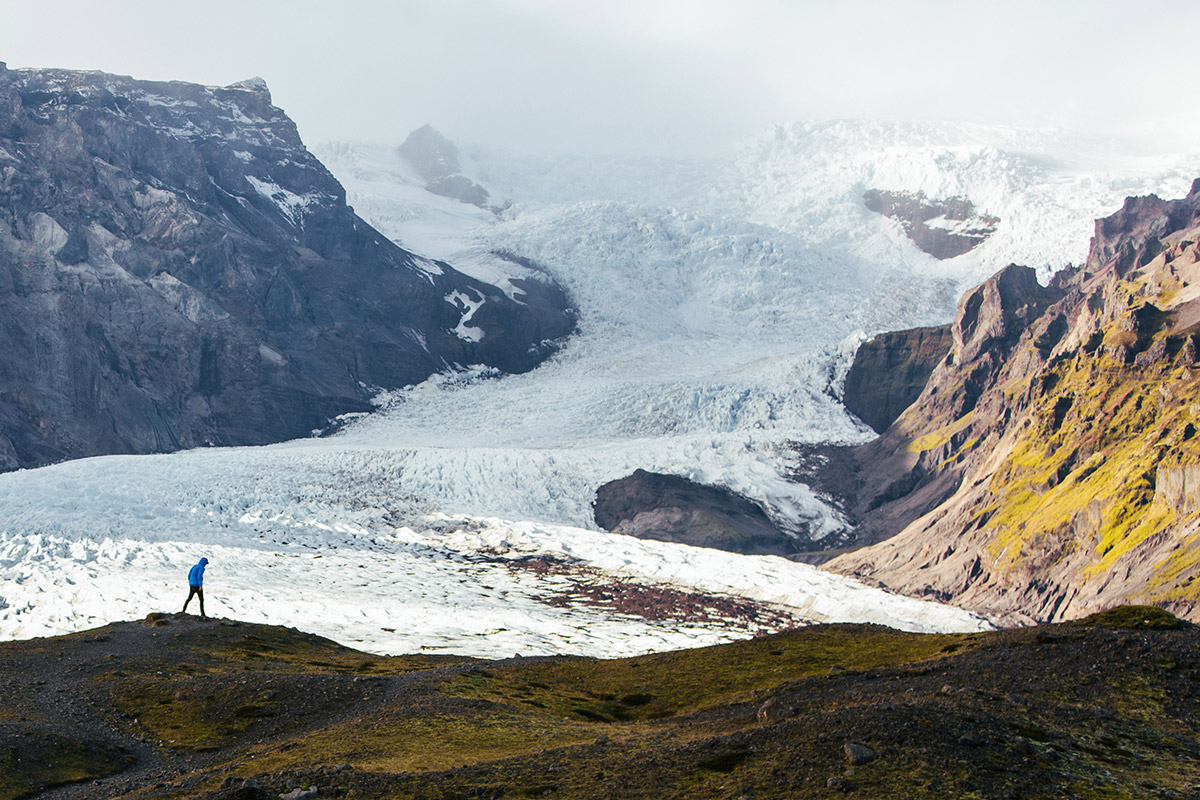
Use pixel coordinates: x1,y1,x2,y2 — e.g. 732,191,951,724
842,324,952,433
398,124,492,208
594,469,800,556
863,189,999,259
0,67,575,469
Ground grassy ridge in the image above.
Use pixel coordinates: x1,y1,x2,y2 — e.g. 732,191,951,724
1,610,1198,799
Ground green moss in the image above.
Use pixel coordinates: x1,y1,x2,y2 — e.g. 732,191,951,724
110,677,282,750
190,627,473,676
442,625,972,724
909,413,975,454
241,708,596,775
976,353,1200,588
0,729,132,800
1073,606,1185,630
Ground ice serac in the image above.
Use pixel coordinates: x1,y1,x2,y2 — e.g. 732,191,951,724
817,180,1200,624
841,324,952,434
0,69,574,470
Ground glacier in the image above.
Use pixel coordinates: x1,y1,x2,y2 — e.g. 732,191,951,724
0,120,1193,656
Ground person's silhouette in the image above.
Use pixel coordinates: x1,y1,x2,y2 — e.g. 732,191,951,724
183,557,208,617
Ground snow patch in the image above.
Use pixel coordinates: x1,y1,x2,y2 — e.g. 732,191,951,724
445,289,485,342
244,175,322,226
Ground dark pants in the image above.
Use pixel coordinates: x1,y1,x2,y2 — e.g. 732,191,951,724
183,585,205,617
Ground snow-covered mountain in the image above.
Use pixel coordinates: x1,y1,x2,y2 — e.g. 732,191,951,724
0,117,1192,656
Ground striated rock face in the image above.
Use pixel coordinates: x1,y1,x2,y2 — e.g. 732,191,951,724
863,189,999,259
820,179,1200,624
397,125,492,208
0,67,575,469
594,469,801,556
842,324,952,433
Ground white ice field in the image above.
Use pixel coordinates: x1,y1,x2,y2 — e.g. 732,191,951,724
0,121,1193,657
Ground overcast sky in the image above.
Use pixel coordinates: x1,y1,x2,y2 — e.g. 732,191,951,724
1,0,1197,157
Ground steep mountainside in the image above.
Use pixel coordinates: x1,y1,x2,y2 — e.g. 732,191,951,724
822,180,1200,624
0,66,573,469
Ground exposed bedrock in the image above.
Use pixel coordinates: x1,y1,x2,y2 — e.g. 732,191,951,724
841,324,952,434
0,66,575,470
397,124,492,209
593,469,803,556
863,189,999,259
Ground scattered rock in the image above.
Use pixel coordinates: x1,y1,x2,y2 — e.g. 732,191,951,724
844,742,876,765
757,697,796,725
280,788,318,800
826,775,855,791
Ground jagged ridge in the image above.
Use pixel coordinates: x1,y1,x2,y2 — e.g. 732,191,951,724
822,179,1200,624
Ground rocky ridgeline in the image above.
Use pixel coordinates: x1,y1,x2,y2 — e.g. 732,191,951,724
820,179,1200,624
0,65,574,469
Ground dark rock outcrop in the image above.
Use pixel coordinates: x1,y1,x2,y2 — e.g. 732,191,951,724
0,67,575,469
816,179,1200,624
842,324,952,433
863,189,999,259
397,125,492,208
594,469,800,556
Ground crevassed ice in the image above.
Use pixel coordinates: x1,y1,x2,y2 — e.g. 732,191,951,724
0,123,1191,656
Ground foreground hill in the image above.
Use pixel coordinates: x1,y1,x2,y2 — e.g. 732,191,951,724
0,65,574,470
1,609,1197,799
821,180,1200,624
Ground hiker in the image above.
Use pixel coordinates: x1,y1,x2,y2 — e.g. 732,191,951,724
183,557,209,617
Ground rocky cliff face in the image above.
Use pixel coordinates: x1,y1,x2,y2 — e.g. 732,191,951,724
841,324,952,433
0,66,574,469
822,179,1200,624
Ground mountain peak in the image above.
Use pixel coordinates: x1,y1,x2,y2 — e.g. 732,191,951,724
398,124,492,209
224,75,271,101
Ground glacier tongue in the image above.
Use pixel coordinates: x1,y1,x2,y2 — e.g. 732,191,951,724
312,122,1194,537
0,122,1193,655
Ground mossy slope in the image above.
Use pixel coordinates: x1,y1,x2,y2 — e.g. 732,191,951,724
1,611,1199,799
827,182,1200,624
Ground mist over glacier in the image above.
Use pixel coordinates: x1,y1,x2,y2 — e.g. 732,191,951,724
0,119,1194,655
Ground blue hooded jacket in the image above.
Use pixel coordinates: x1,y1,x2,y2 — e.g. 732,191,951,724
188,558,208,588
